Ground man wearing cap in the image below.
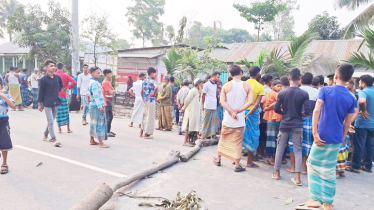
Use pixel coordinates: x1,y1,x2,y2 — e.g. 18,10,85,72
30,68,40,109
181,78,203,146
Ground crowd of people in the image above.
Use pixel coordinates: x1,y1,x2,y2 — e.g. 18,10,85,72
0,58,373,210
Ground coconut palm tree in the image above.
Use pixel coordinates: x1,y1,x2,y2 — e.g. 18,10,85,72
0,0,22,41
346,28,374,70
335,0,374,38
162,46,182,75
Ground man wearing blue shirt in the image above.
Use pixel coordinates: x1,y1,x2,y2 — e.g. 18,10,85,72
352,75,374,173
298,64,357,210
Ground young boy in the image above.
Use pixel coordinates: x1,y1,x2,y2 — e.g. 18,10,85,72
0,77,16,174
263,80,282,165
102,69,116,138
297,64,357,210
89,67,109,148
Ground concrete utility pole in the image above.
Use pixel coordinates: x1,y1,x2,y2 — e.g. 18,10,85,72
71,0,79,76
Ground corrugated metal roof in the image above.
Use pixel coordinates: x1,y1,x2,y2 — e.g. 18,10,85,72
209,39,369,63
118,53,163,58
352,71,374,78
0,42,29,54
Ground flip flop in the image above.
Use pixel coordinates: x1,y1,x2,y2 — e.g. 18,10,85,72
346,166,360,173
286,168,296,173
247,163,260,168
272,173,280,180
67,131,73,133
213,157,221,166
264,160,275,165
234,165,246,172
99,144,110,148
53,142,62,147
294,204,321,210
291,178,303,186
144,136,153,139
90,142,99,145
282,160,288,164
128,125,133,127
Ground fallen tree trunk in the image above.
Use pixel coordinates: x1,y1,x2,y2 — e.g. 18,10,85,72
70,150,180,210
179,140,202,162
202,138,219,147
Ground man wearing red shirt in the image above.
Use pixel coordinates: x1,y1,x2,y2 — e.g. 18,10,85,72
102,69,116,137
55,63,77,133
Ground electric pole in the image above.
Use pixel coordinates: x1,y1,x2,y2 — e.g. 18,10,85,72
72,0,79,76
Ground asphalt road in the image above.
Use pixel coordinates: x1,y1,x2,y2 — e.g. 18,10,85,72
1,108,373,210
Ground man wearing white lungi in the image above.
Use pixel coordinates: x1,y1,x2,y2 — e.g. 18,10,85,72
129,73,146,128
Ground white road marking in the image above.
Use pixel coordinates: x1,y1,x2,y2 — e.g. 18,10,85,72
15,145,127,178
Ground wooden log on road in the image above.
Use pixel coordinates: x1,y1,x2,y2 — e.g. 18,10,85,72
70,150,180,210
179,140,202,162
202,138,219,147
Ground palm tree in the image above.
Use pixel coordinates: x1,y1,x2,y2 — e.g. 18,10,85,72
346,28,374,70
162,46,182,75
261,48,288,77
0,0,22,41
335,0,374,38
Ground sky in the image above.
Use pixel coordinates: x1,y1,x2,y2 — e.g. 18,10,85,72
18,0,368,47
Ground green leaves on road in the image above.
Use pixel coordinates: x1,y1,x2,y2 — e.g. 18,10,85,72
285,197,293,205
36,162,43,167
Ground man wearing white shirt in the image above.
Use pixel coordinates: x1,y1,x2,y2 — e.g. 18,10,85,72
77,64,91,125
30,68,40,109
201,71,220,140
129,73,146,128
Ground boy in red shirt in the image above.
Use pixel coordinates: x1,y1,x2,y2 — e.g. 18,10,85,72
102,69,116,137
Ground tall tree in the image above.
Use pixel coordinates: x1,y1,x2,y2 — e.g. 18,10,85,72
8,0,71,68
307,11,341,40
233,0,285,42
0,0,22,41
81,13,117,67
165,25,175,45
335,0,374,38
269,0,298,41
126,0,165,47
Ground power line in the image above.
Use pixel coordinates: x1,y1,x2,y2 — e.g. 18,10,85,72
88,0,132,32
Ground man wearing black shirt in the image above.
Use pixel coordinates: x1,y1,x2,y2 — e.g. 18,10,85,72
272,68,310,186
38,60,63,147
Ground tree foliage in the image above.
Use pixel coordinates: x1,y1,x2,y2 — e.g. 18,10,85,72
0,0,22,40
81,13,118,67
346,28,374,70
269,0,298,41
126,0,165,47
8,0,71,68
307,11,342,40
162,46,181,75
233,0,286,42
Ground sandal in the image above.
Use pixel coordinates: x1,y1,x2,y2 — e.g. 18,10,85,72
1,164,8,174
295,204,321,210
144,136,153,139
54,142,62,147
90,141,99,145
213,157,221,166
272,173,280,180
346,166,360,173
247,163,259,168
264,160,275,166
99,144,110,148
234,165,246,172
286,168,296,173
282,159,288,164
291,178,303,186
67,131,73,133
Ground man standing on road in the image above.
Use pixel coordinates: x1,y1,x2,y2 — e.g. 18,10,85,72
169,76,179,126
156,77,173,131
102,69,116,138
243,66,264,167
88,67,109,148
350,75,374,173
30,68,40,109
140,67,158,139
19,69,29,107
5,66,22,111
38,60,63,147
297,64,356,210
214,65,253,172
273,68,310,186
181,79,202,146
55,63,76,134
77,64,91,125
129,73,146,128
176,79,190,135
201,71,220,140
